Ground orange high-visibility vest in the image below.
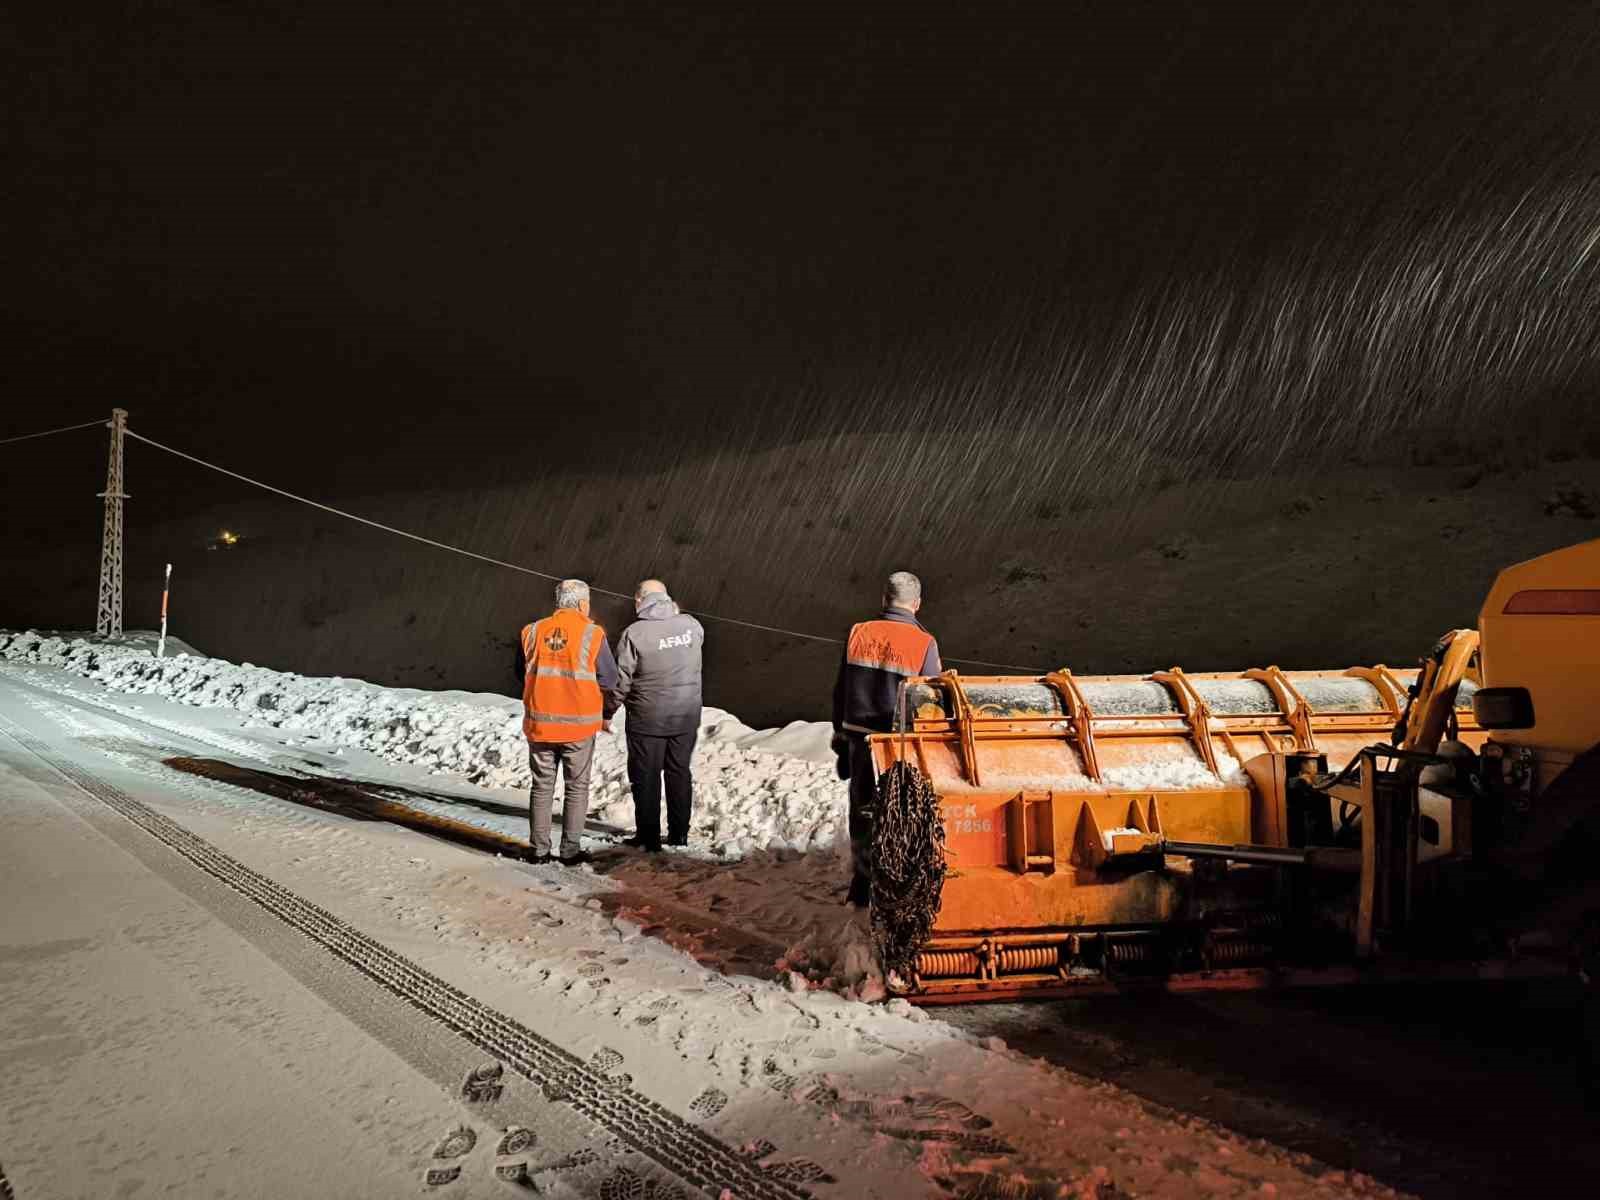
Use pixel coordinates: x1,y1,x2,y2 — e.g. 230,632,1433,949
838,614,940,734
846,619,935,678
521,608,606,743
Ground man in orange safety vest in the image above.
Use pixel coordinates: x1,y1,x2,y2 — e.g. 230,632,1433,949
516,578,619,865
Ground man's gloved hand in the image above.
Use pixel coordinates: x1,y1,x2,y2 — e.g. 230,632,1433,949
831,732,851,781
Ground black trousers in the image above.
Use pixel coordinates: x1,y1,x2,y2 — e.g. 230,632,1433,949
847,733,877,892
626,727,698,847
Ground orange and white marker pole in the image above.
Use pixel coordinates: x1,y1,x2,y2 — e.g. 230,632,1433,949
156,563,172,658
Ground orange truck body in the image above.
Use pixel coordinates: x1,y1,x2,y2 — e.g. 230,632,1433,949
877,538,1600,1003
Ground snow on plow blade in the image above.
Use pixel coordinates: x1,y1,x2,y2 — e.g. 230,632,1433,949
871,665,1484,1002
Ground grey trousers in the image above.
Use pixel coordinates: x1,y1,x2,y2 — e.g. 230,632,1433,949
528,737,595,858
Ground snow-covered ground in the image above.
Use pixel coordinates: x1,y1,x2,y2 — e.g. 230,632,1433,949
2,629,1411,1197
0,630,1266,1002
0,635,1401,1197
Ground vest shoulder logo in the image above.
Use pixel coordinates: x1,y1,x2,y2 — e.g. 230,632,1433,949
544,627,569,653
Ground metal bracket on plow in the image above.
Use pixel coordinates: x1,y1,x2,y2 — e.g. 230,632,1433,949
1068,795,1165,870
1006,791,1056,873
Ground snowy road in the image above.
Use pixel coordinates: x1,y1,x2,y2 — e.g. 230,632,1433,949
0,710,600,1197
0,653,1404,1198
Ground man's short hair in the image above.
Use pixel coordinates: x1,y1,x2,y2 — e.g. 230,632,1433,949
885,570,922,608
635,578,667,601
555,579,589,610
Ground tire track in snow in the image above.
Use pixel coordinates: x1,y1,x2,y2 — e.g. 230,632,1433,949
0,712,816,1200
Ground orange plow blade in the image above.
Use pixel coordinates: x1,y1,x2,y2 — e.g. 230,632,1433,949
871,664,1484,1001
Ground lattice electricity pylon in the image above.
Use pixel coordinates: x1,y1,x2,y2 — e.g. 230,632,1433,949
95,408,129,638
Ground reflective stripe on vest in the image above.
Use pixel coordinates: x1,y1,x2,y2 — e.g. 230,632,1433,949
846,619,933,677
533,666,597,681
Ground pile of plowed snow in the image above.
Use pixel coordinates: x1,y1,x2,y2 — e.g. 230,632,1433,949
0,631,847,856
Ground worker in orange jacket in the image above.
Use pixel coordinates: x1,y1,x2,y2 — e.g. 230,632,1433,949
515,578,619,865
831,570,942,906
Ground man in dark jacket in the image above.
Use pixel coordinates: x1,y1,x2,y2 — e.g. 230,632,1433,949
832,571,942,906
613,579,705,851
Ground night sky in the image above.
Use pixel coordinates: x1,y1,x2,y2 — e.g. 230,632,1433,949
6,3,1600,714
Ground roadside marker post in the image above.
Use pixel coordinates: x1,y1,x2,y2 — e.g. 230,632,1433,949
157,563,172,658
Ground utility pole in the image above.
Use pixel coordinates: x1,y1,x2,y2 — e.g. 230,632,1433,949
96,407,128,638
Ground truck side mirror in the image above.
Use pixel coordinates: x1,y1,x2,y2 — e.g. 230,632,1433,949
1472,686,1535,730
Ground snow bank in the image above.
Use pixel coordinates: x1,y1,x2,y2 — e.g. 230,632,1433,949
0,631,847,856
0,632,1250,857
700,712,836,764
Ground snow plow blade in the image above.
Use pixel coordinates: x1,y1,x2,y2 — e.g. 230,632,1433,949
870,664,1485,1002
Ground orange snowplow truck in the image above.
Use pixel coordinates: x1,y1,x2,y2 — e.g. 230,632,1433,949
871,538,1600,1013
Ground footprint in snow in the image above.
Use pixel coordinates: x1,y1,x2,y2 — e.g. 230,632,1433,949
879,1127,1016,1157
424,1163,461,1187
434,1126,477,1158
597,1166,687,1200
494,1161,532,1186
735,1139,837,1184
461,1062,504,1103
805,1083,1000,1144
497,1127,536,1156
425,1124,476,1186
493,1126,538,1186
688,1086,727,1120
578,1047,632,1089
524,1145,603,1177
896,1096,993,1129
936,1171,1068,1200
759,1056,801,1095
763,1159,838,1184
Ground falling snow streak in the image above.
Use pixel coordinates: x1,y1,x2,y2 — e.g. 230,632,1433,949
106,157,1600,638
538,171,1600,585
68,168,1600,661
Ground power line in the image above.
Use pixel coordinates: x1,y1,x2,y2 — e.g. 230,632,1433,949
125,428,615,590
0,416,109,446
123,427,1044,673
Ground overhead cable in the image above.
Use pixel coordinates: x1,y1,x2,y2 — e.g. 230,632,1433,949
123,427,1043,673
0,416,110,446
